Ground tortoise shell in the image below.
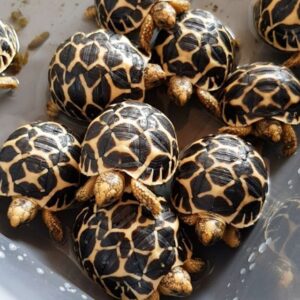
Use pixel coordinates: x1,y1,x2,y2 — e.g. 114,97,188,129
0,20,19,73
172,134,268,228
254,0,300,52
154,9,236,91
73,194,184,300
95,0,156,35
265,198,300,268
0,122,81,211
80,101,179,186
220,63,300,127
48,29,147,122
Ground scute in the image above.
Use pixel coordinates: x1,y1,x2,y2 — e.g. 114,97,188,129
73,194,182,300
95,0,156,34
172,134,268,228
0,122,81,210
48,29,147,122
254,0,300,51
80,101,179,185
220,63,300,127
154,9,236,91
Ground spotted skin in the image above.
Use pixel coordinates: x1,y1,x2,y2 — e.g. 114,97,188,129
0,122,81,210
254,0,300,52
0,20,19,73
48,29,147,122
73,195,192,300
154,9,236,92
172,134,268,228
220,63,300,127
80,101,179,186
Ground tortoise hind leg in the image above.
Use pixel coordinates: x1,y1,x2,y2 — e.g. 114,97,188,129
283,52,300,69
168,0,190,14
140,14,155,54
42,210,63,242
0,76,19,90
183,258,205,273
196,88,221,117
222,225,240,248
281,124,297,156
84,5,97,20
47,99,60,119
131,179,162,216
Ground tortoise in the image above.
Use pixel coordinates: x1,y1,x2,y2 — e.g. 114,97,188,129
154,9,238,113
254,0,300,68
0,20,20,90
172,134,269,247
47,29,166,122
0,121,81,242
73,194,205,300
264,198,300,288
218,62,300,156
85,0,191,53
76,101,179,217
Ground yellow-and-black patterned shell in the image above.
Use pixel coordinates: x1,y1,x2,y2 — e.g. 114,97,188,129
220,63,300,127
80,101,179,186
254,0,300,52
73,194,185,300
154,9,236,91
172,134,268,228
0,20,19,73
48,29,147,122
0,122,81,211
95,0,156,34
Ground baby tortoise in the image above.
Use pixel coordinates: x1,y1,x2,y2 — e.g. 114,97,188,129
172,134,268,247
154,9,237,113
73,194,204,300
219,63,300,156
76,101,179,216
87,0,190,53
0,20,20,89
47,29,166,122
254,0,300,68
0,122,81,242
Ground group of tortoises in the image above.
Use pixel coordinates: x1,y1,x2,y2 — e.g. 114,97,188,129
0,0,299,299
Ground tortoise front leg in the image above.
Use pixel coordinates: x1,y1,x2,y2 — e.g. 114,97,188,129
183,258,205,273
168,76,193,106
281,124,297,156
0,76,19,89
84,5,97,20
168,0,190,14
222,225,240,248
196,88,221,117
283,52,300,69
146,290,160,300
219,125,252,136
46,99,60,119
76,176,97,202
140,14,155,54
131,179,162,216
42,210,63,242
7,197,38,227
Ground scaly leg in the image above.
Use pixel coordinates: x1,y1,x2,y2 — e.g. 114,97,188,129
168,0,190,14
84,5,97,20
140,14,155,54
283,52,300,69
168,76,193,106
183,258,205,273
131,179,162,216
0,76,19,89
222,225,240,248
281,124,297,156
42,210,63,242
46,99,60,119
7,197,38,227
196,88,221,117
219,125,252,136
76,176,97,202
146,290,160,300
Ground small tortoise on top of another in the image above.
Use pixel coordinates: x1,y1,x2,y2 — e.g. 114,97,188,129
0,121,81,242
87,0,190,53
154,9,238,113
219,62,300,156
172,134,268,247
73,194,204,300
0,20,20,89
76,101,179,217
254,0,300,68
47,29,166,123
